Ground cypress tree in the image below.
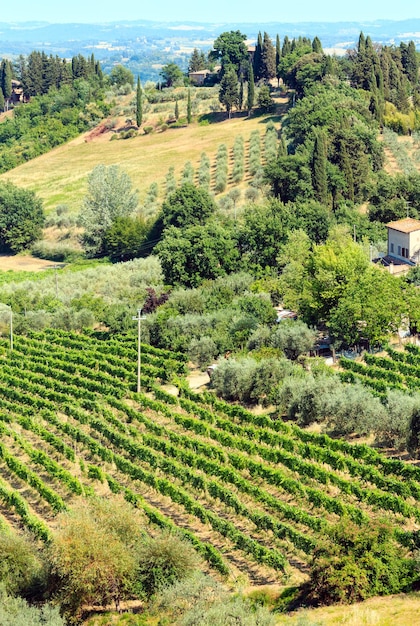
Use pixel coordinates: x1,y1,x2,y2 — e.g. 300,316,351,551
282,36,291,56
174,100,179,120
136,76,143,127
261,32,276,82
239,79,244,110
1,60,12,100
0,89,4,112
253,31,263,81
312,130,328,205
312,36,323,53
247,64,255,115
219,69,239,119
187,88,192,124
276,34,281,87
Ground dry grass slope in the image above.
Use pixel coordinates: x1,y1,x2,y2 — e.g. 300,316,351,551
0,93,287,214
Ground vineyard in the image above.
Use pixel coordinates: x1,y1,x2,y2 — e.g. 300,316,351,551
0,329,420,585
340,343,420,396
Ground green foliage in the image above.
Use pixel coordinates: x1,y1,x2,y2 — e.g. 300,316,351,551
160,63,184,87
219,68,239,118
156,222,238,287
0,182,44,253
48,497,146,615
136,531,200,598
210,30,248,76
257,85,275,111
109,65,134,89
79,164,138,257
0,586,65,626
103,216,150,261
308,518,417,604
271,320,316,360
0,531,45,598
161,183,216,229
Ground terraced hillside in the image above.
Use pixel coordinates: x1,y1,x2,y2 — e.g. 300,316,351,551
0,329,419,585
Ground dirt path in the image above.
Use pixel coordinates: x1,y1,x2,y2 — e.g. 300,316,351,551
0,254,59,272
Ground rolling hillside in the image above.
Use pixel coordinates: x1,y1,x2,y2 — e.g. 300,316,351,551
0,92,287,214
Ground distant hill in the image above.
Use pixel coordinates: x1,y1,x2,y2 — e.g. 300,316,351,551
1,19,420,82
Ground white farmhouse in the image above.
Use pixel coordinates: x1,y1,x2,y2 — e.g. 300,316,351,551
386,218,420,266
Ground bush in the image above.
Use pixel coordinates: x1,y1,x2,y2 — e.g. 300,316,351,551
0,586,65,626
181,594,276,626
308,518,417,605
0,531,45,598
136,532,200,598
143,126,154,134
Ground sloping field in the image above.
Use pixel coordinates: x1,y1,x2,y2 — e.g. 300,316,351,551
0,329,419,590
0,99,286,213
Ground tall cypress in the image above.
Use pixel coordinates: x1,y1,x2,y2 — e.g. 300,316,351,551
247,64,255,115
187,88,192,124
253,31,263,81
275,34,281,87
261,32,276,82
136,76,143,127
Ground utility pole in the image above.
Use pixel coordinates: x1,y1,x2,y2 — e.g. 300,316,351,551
132,308,146,394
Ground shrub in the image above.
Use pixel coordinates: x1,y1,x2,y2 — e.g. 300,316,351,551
308,518,417,605
0,531,45,598
143,126,154,134
0,586,65,626
136,532,200,598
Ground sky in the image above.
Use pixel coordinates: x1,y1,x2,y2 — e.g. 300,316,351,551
0,0,419,25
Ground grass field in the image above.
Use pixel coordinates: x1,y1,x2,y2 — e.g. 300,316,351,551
0,92,288,214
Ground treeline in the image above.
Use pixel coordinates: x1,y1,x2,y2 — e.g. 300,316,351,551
0,52,108,173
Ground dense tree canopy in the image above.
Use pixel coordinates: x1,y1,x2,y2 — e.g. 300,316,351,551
161,183,216,229
0,182,44,253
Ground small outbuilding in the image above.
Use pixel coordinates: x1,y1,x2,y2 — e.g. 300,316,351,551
386,217,420,265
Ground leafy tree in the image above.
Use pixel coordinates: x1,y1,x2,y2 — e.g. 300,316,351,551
0,59,12,100
210,30,248,76
312,36,323,53
0,181,44,253
219,68,239,118
308,518,417,604
79,164,138,257
265,154,313,203
136,75,142,126
109,64,134,89
156,222,238,287
161,183,216,229
160,63,184,87
297,229,370,327
103,215,150,261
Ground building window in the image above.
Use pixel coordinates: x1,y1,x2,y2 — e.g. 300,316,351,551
390,243,394,253
398,245,401,256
